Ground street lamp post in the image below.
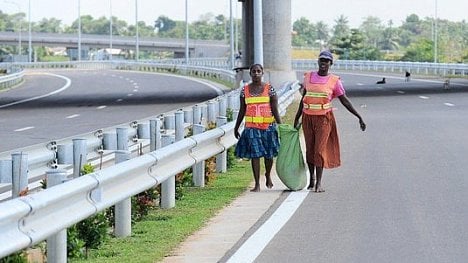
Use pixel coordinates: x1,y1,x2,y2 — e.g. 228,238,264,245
434,0,438,63
109,0,113,60
28,0,31,62
135,0,139,61
185,0,189,64
78,0,81,61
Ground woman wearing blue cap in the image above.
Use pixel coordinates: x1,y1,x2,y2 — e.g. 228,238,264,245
294,50,366,192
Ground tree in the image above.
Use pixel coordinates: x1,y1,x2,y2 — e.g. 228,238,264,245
360,16,384,48
155,15,176,34
292,17,317,47
401,39,434,62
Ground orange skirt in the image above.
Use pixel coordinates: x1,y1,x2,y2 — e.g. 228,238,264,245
302,111,340,169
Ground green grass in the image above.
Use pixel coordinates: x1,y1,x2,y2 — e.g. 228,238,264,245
68,98,301,263
69,161,252,263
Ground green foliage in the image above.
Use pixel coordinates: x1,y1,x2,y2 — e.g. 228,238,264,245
76,212,109,257
402,39,434,62
0,251,27,263
67,225,86,258
65,164,110,259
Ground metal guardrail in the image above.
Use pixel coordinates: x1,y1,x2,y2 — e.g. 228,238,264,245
0,78,300,259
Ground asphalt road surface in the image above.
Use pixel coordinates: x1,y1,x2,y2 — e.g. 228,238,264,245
237,72,468,263
0,69,225,152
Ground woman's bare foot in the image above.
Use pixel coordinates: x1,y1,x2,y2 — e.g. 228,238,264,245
315,183,325,193
266,175,273,189
307,180,315,190
250,185,260,192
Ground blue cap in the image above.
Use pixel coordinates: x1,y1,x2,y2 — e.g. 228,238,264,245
318,50,333,61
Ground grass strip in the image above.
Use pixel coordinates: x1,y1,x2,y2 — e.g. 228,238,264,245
70,161,252,263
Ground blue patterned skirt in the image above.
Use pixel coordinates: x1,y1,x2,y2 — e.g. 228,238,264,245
235,124,280,159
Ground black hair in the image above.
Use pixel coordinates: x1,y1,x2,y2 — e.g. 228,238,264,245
249,63,263,73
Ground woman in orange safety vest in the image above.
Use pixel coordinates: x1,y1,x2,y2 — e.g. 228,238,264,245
294,50,366,192
234,64,282,192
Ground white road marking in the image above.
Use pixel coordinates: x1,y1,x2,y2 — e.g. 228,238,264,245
419,96,429,99
97,105,107,109
116,99,123,102
66,114,80,119
444,102,455,107
357,83,364,85
0,73,71,109
397,90,405,94
226,191,309,263
15,126,34,132
133,89,139,92
127,93,134,97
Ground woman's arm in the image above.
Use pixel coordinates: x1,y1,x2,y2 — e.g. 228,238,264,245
234,97,246,139
338,95,366,131
270,94,282,125
293,87,306,129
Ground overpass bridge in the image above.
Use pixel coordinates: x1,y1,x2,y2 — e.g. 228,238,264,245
0,31,230,59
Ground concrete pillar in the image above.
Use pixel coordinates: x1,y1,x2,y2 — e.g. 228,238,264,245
262,0,296,87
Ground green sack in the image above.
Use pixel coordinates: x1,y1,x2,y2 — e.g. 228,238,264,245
276,124,307,191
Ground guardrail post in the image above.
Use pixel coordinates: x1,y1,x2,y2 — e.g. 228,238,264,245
103,132,117,150
150,119,162,151
57,144,73,165
216,117,228,173
73,139,87,178
12,153,28,197
114,150,132,237
116,128,129,151
164,115,175,130
232,109,239,121
184,109,193,124
192,124,205,187
175,110,184,141
207,101,216,124
46,169,67,263
137,123,150,139
0,160,12,183
160,135,175,209
200,104,208,126
218,96,227,117
193,105,201,125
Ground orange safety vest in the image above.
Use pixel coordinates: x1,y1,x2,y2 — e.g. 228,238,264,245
244,83,274,129
302,72,339,115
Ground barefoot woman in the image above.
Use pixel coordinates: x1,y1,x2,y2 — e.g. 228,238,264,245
294,51,366,192
234,64,282,192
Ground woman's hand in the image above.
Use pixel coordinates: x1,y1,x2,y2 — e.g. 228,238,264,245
359,119,366,131
234,130,240,139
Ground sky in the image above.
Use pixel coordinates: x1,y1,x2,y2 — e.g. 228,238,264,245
1,0,467,28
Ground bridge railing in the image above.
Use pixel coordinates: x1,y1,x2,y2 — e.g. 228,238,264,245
0,75,300,258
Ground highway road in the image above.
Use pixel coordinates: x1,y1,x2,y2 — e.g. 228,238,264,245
226,73,468,262
1,69,467,262
0,69,226,152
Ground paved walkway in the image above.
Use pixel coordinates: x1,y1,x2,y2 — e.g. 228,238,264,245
161,170,285,263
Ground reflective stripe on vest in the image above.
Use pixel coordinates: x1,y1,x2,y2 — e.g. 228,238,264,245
302,72,339,115
244,83,273,129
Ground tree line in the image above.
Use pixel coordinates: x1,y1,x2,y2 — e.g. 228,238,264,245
0,10,466,63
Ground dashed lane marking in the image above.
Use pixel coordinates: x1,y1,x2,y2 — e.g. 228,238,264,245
15,126,34,132
66,114,80,119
